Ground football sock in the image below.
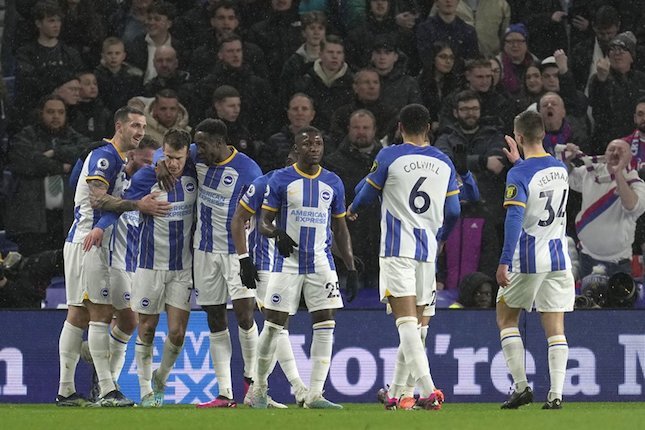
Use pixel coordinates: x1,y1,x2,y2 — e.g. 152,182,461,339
396,316,435,397
547,335,568,401
500,327,529,391
210,329,233,399
58,321,83,397
390,345,409,399
109,325,131,382
276,329,306,390
239,322,258,380
135,337,153,398
255,321,283,387
157,338,182,384
89,321,116,397
307,320,335,400
402,324,430,397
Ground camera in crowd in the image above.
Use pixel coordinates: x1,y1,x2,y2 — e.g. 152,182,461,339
575,266,638,309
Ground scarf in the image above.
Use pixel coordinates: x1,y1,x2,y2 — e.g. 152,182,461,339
501,51,533,95
543,120,572,155
553,144,614,184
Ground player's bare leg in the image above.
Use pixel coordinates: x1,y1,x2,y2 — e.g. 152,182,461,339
57,305,90,406
497,300,532,409
540,312,567,409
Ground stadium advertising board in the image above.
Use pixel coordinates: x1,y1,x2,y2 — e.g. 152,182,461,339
0,310,644,403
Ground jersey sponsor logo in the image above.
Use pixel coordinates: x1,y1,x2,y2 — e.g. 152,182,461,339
246,184,255,197
185,181,196,193
222,175,234,187
370,160,378,173
91,170,107,178
101,288,109,298
320,190,331,202
271,293,281,304
97,158,110,170
141,298,150,308
505,184,518,200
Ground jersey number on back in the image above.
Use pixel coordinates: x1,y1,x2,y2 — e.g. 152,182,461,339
409,177,431,214
538,189,567,227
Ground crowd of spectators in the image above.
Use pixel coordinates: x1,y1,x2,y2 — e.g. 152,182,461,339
1,0,645,308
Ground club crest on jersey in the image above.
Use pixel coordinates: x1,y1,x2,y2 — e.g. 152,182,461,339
185,180,196,193
124,292,131,301
505,184,518,200
370,161,378,173
247,184,255,197
271,294,281,304
320,190,331,202
264,185,271,197
101,288,109,298
223,175,234,186
97,158,110,170
141,298,150,308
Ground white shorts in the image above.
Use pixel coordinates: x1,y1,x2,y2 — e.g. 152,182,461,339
193,250,255,306
109,267,133,310
63,242,85,306
131,268,193,314
496,269,575,312
379,257,436,311
256,270,270,310
81,245,112,305
264,271,343,314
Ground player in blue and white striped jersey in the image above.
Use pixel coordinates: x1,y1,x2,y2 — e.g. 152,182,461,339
231,147,307,407
347,104,461,411
252,127,358,410
124,129,197,407
496,110,574,410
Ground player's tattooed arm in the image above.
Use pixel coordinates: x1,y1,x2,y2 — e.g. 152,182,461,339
88,180,138,212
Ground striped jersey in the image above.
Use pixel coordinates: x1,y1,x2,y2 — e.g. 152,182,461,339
193,146,262,254
366,143,459,262
66,140,128,245
503,155,571,273
109,203,141,272
263,165,346,274
124,164,198,271
239,173,275,271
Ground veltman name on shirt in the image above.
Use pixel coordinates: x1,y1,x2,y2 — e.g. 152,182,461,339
403,160,441,175
199,187,226,207
290,209,328,225
536,171,568,187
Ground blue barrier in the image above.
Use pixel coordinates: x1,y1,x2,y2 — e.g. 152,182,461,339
1,309,644,403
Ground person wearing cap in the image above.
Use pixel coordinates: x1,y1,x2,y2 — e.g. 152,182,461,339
539,50,589,122
416,0,480,68
370,36,422,114
590,31,645,148
496,23,538,96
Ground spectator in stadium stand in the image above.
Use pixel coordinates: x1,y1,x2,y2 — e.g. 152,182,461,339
567,139,645,278
345,0,417,72
247,0,304,88
435,90,509,250
490,56,505,94
70,71,112,141
524,1,568,60
196,34,274,139
416,0,479,68
59,0,106,68
439,57,515,134
570,5,621,93
472,0,511,58
280,11,327,107
496,23,538,97
329,68,398,151
515,62,543,111
417,41,463,132
142,46,191,100
258,93,316,173
188,1,268,82
590,31,645,151
108,0,154,47
209,85,255,159
539,92,589,156
94,36,144,113
5,95,90,257
171,0,219,55
623,97,645,173
294,35,354,134
539,52,589,120
124,1,186,85
143,89,192,146
369,35,422,114
449,272,496,309
323,109,382,290
14,1,84,131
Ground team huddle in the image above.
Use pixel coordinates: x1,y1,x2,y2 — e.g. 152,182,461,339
56,103,574,411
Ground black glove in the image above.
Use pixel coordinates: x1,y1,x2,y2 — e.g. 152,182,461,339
345,270,359,303
453,143,468,175
275,229,298,257
239,256,259,289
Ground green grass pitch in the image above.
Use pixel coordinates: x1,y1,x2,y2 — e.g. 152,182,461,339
3,403,645,430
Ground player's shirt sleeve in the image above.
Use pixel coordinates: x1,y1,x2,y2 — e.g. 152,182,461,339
499,204,525,265
503,167,528,208
240,175,267,214
123,166,157,200
152,147,165,164
262,172,283,212
189,143,197,162
331,176,346,218
365,148,392,190
86,151,118,186
445,157,460,197
459,171,480,202
69,158,83,188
